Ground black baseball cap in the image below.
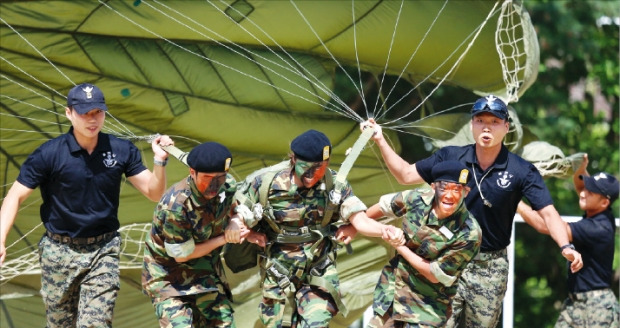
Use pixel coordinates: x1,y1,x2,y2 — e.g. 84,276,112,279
580,172,619,203
67,83,108,114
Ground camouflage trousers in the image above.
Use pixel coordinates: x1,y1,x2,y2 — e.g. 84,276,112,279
368,306,437,328
38,232,121,328
152,291,235,328
445,249,508,328
259,284,338,328
555,288,619,328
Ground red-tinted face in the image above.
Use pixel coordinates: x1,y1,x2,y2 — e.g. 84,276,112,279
294,159,329,188
432,181,468,218
190,169,227,199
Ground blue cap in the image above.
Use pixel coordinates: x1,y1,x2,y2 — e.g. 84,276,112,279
580,172,619,203
187,142,233,173
67,83,108,114
291,129,331,162
431,161,470,185
471,95,509,121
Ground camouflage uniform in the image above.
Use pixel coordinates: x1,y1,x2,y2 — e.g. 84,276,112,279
39,233,121,327
142,175,237,328
369,188,482,327
240,167,366,328
555,289,619,328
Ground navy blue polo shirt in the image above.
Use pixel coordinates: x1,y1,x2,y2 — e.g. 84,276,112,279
17,128,147,238
416,144,553,251
567,209,615,293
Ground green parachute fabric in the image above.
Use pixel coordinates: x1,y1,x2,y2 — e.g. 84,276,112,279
0,1,539,327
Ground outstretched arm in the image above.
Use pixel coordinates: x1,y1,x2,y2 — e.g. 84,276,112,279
0,181,35,265
361,119,424,185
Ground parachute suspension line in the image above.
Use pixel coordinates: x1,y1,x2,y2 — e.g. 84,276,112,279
369,0,405,119
0,223,153,284
1,72,135,140
350,0,370,119
0,18,76,88
371,0,449,122
146,0,349,118
0,78,65,116
98,1,347,120
378,1,501,127
289,0,371,122
0,57,67,101
204,0,353,117
389,102,470,131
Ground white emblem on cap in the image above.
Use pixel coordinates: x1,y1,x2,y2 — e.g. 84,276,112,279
593,172,608,181
82,86,94,99
486,95,497,102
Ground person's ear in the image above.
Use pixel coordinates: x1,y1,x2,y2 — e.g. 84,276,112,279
464,186,471,197
600,197,610,210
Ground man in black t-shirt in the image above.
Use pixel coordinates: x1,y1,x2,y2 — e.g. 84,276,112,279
519,154,619,327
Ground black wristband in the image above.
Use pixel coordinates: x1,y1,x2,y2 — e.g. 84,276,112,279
560,243,575,251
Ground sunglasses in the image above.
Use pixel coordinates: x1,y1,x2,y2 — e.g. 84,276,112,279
471,95,508,118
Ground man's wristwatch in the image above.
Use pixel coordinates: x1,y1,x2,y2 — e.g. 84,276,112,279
154,158,168,167
560,243,575,251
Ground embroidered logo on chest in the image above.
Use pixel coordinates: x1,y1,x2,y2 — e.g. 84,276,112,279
103,151,117,168
496,171,513,189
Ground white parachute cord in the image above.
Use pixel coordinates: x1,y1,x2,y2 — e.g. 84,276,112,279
0,17,75,88
388,102,470,131
371,0,448,121
369,0,404,119
377,1,501,127
0,75,134,138
206,0,354,116
0,56,67,100
288,0,370,122
350,0,370,118
147,0,348,117
100,0,356,121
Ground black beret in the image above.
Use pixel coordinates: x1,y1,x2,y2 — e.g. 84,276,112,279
291,129,331,162
187,142,232,173
431,161,470,185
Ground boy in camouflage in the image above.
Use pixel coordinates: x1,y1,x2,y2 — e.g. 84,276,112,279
226,129,398,328
518,154,619,328
142,142,265,328
363,160,482,327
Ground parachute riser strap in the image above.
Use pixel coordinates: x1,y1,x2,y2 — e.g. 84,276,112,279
322,126,376,227
159,144,189,166
259,171,283,234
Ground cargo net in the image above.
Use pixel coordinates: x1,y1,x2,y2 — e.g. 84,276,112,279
0,223,150,285
495,0,539,105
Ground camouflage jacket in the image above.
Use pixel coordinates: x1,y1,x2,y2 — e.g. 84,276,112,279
240,167,366,299
373,188,482,326
142,175,236,300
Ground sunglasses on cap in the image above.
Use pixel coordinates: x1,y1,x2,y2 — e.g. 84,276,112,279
471,95,509,120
